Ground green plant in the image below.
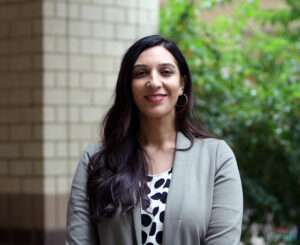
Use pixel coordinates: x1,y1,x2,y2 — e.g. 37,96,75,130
160,0,300,243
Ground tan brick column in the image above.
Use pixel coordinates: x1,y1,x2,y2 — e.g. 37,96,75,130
0,0,158,244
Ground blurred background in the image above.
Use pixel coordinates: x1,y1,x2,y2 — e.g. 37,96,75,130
0,0,299,244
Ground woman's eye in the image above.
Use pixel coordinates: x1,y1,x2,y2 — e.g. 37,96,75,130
133,71,147,77
161,69,173,75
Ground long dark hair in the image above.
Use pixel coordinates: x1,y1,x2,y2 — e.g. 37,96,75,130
87,35,211,223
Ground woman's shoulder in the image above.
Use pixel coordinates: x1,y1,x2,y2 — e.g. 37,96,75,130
193,137,235,157
84,142,102,156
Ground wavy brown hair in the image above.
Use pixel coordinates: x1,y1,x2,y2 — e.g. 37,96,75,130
87,35,211,223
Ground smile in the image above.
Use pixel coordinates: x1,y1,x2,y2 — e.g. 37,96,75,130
145,94,166,103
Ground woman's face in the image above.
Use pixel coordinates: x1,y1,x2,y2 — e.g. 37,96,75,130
131,45,184,121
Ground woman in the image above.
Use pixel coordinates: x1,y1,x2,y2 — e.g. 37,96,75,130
66,35,243,245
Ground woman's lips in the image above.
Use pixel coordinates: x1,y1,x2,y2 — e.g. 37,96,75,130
145,94,166,103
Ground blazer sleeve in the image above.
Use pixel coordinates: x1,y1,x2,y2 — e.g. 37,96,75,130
205,140,243,245
66,143,100,245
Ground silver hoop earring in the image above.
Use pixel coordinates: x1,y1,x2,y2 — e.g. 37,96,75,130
176,93,188,108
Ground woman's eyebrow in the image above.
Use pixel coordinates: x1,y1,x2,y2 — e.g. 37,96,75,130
158,63,176,68
133,64,147,69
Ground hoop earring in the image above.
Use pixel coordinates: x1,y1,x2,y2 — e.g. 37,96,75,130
176,93,188,108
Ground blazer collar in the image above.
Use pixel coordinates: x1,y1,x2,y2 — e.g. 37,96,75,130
132,132,192,245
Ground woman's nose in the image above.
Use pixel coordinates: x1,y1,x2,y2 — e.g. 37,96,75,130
148,71,162,88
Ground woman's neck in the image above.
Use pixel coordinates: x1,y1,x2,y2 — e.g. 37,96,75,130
138,115,177,151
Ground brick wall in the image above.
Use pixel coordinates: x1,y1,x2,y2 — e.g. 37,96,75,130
0,0,159,244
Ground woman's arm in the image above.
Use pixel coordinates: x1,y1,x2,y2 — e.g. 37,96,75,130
66,143,100,245
205,140,243,245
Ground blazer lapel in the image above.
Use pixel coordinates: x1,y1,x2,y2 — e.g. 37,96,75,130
132,201,142,245
163,132,192,245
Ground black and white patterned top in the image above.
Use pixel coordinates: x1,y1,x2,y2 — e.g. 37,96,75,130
141,168,173,245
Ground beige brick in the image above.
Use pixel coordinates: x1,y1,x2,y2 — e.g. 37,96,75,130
56,142,67,157
43,142,56,158
10,160,32,176
115,0,136,7
44,54,67,70
126,9,137,24
10,125,32,140
69,90,92,105
68,38,80,53
69,107,80,122
138,0,159,10
56,72,67,87
69,3,79,18
43,36,56,52
56,2,67,17
44,106,55,122
44,124,67,140
21,107,42,123
104,7,125,22
81,73,103,87
92,23,114,38
44,89,67,105
0,108,21,123
70,55,91,71
22,178,43,194
43,1,55,17
56,107,67,122
44,19,66,35
116,24,137,39
0,126,8,140
9,55,32,71
92,57,114,72
70,125,92,139
137,24,158,38
43,71,55,87
104,74,118,88
44,160,67,175
0,91,8,105
0,161,8,175
0,5,20,20
9,90,32,105
80,39,102,55
104,40,126,56
44,177,56,194
57,176,69,193
81,5,102,20
10,20,32,37
69,21,90,37
69,73,80,87
56,37,67,53
93,90,113,105
22,143,43,158
70,142,80,158
80,107,103,122
0,178,21,194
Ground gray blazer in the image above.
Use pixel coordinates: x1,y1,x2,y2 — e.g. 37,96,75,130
66,132,243,245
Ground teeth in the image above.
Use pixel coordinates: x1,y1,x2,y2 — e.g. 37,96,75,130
147,95,164,98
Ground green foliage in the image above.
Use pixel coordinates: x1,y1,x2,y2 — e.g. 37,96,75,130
160,0,300,243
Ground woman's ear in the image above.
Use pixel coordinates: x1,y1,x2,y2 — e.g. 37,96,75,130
179,75,187,95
